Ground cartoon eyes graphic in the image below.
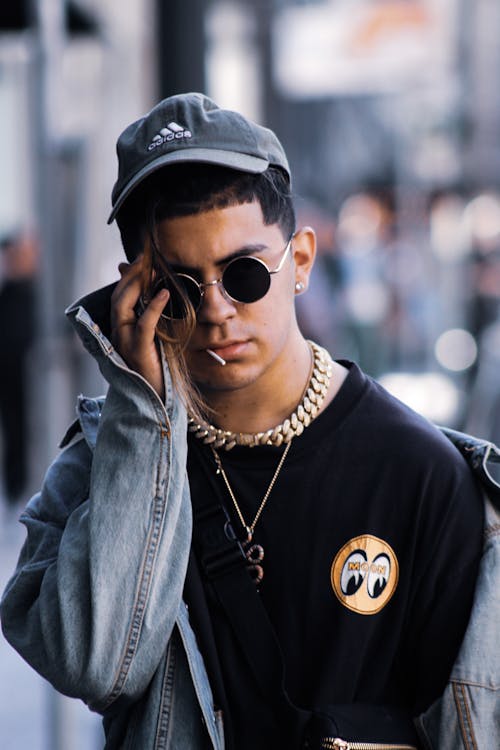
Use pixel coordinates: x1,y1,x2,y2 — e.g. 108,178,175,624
340,549,367,595
366,553,391,599
331,536,399,615
340,550,391,598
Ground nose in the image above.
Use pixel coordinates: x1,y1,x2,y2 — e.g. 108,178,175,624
196,279,237,325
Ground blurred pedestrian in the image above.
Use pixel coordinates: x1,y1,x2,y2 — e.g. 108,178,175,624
0,232,37,505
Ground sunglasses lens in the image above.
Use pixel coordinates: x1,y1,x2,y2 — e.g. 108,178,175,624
151,275,201,319
173,275,202,316
223,257,271,303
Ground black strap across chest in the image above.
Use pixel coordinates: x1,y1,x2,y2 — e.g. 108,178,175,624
190,479,311,744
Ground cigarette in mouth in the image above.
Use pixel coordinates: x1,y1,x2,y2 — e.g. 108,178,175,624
207,349,226,366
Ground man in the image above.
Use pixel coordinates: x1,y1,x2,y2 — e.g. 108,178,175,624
1,93,483,749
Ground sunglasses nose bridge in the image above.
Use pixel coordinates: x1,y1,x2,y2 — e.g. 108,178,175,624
200,277,222,292
198,276,235,309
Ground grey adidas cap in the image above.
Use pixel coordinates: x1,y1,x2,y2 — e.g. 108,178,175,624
107,92,291,224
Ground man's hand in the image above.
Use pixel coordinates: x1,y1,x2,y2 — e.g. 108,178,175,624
110,256,170,401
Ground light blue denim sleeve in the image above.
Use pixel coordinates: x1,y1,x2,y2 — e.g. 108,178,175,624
0,307,192,715
416,498,500,750
416,430,500,749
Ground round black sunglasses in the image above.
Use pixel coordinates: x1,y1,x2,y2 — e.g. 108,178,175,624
146,235,294,320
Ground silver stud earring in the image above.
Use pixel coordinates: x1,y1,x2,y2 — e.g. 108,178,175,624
295,281,305,292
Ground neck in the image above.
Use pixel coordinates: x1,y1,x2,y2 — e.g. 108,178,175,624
201,336,313,435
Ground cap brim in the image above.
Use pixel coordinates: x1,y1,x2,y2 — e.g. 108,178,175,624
107,148,270,224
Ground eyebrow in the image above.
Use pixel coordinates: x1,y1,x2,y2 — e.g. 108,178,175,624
166,243,270,274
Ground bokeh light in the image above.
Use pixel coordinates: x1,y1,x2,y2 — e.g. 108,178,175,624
434,328,478,371
379,372,460,423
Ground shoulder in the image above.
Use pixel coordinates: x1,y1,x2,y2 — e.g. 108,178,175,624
59,396,105,452
25,396,105,524
355,371,484,565
358,370,466,465
26,433,93,525
334,366,485,516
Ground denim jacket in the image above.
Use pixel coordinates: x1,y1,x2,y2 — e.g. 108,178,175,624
1,286,498,749
1,284,224,750
417,427,500,749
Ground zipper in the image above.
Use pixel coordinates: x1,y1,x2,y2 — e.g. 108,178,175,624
320,740,417,750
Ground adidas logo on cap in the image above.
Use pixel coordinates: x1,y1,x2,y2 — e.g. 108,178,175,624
147,121,192,151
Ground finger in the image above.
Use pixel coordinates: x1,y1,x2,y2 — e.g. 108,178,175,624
129,288,170,368
118,262,130,275
112,257,146,323
136,287,170,335
117,253,144,277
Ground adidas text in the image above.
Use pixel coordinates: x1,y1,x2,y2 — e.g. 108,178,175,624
147,122,192,151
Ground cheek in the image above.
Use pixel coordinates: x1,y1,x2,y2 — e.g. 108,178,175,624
241,299,278,333
259,273,294,313
247,297,295,350
259,283,295,325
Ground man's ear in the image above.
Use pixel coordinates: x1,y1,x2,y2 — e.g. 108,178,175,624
292,226,316,294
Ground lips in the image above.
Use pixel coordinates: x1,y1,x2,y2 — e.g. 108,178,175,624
203,340,249,360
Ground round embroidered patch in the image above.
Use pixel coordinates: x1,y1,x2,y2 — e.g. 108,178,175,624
330,534,399,615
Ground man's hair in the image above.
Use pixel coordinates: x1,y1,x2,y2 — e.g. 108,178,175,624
115,163,295,262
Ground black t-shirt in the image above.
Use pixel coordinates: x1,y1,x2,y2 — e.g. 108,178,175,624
184,362,484,748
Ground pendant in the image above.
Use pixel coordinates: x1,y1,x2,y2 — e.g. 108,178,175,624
242,530,265,585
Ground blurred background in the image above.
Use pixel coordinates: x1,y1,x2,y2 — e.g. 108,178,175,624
1,0,500,747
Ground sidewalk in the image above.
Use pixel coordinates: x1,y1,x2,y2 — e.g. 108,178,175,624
0,501,104,750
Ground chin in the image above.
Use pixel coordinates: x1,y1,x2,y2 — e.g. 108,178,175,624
193,362,261,394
